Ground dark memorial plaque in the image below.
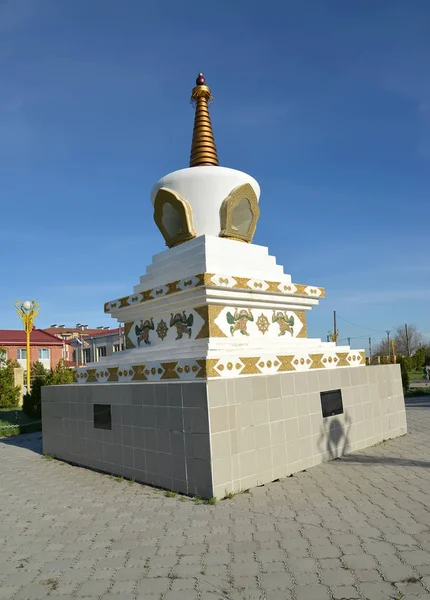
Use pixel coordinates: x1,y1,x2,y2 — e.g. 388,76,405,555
93,404,112,430
320,389,343,418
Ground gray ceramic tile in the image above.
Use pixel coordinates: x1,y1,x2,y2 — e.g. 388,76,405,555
141,406,157,428
170,431,186,456
182,382,206,408
142,385,155,405
131,384,143,405
155,406,170,430
155,383,169,406
157,430,171,454
267,375,282,399
207,379,228,408
171,455,187,481
158,453,172,478
183,407,209,434
145,451,159,475
225,378,236,405
168,383,182,407
186,457,212,486
121,406,133,427
122,425,134,447
280,373,295,396
251,376,267,402
134,448,146,471
234,377,252,403
144,428,157,452
168,407,184,432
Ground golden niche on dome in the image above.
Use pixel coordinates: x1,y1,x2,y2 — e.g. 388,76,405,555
219,183,260,243
153,188,196,248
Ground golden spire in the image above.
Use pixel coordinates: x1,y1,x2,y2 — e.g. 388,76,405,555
189,73,219,167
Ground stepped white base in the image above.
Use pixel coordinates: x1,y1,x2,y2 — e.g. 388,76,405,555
85,235,366,385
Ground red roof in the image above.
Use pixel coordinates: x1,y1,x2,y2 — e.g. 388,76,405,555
0,329,68,346
44,327,112,336
82,328,122,338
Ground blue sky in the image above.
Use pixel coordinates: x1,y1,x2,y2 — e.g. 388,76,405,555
1,0,429,350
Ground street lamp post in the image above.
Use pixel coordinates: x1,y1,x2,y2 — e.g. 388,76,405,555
15,300,40,394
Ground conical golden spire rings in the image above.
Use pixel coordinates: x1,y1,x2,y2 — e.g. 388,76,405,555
189,73,219,167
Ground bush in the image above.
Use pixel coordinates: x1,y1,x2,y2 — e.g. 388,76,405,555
411,346,426,371
397,357,409,393
399,355,413,372
50,359,74,385
0,348,21,409
22,360,73,419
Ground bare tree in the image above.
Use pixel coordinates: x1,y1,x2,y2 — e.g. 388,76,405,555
372,324,424,358
374,338,390,356
394,324,423,356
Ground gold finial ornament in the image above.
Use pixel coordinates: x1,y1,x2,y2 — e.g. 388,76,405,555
189,73,219,167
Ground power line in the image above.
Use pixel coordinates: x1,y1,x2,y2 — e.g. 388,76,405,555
336,315,388,333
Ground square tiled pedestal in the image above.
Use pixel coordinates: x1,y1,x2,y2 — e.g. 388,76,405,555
42,364,406,499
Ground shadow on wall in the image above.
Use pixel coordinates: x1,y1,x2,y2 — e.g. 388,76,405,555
317,411,352,460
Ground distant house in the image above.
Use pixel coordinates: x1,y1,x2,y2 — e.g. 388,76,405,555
68,328,125,364
43,325,124,365
0,329,70,373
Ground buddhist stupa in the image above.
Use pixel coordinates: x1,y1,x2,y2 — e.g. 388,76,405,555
74,73,364,383
43,73,406,502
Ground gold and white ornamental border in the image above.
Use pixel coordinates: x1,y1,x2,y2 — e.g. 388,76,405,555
74,350,365,384
104,273,325,314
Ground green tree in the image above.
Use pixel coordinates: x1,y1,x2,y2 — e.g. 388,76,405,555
397,357,409,393
0,348,21,409
425,344,430,367
23,360,73,419
51,359,74,385
412,346,427,371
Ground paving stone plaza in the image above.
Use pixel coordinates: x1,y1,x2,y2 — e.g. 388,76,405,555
1,397,429,600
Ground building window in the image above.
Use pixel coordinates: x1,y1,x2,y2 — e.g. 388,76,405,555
83,348,91,363
38,348,50,360
98,346,107,358
17,349,27,360
113,343,123,352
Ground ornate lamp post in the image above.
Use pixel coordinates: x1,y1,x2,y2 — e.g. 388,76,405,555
15,300,40,393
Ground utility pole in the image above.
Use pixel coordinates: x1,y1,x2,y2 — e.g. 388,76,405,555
329,311,339,344
386,330,391,361
369,337,372,361
405,323,410,357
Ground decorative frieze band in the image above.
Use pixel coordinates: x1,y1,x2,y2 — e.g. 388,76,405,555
74,350,366,384
104,273,325,314
122,307,308,350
